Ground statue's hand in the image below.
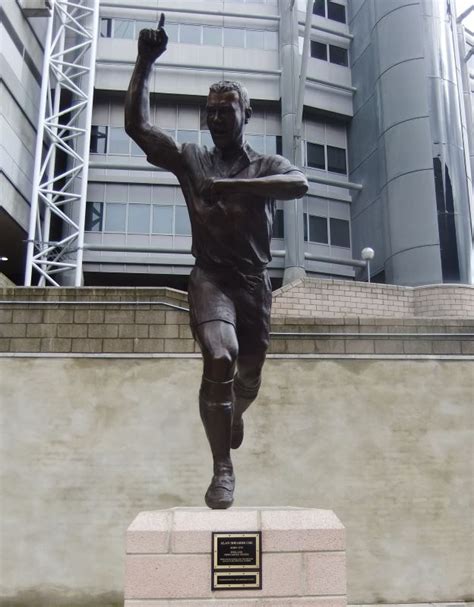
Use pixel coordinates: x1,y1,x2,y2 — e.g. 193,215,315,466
138,13,168,62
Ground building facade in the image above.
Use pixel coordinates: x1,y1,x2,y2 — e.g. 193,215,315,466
1,0,473,288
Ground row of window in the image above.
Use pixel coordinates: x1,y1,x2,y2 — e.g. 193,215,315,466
90,125,346,174
273,210,350,247
310,40,348,66
90,125,282,157
86,202,192,235
100,18,279,50
86,202,350,248
313,0,346,24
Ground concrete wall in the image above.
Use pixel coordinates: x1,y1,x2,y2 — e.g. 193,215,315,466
0,356,472,606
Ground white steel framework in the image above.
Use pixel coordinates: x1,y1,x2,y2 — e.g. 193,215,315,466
25,0,99,287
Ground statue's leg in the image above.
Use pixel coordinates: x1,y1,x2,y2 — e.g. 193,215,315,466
231,350,266,449
195,320,238,509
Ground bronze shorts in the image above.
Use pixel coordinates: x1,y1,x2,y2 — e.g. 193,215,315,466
187,264,272,355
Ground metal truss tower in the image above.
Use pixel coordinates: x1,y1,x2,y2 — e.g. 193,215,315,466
25,0,99,287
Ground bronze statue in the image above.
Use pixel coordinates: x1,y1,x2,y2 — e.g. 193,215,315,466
125,14,308,509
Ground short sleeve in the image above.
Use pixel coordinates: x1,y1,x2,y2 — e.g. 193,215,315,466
264,154,305,176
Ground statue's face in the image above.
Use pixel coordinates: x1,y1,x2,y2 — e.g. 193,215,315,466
206,90,245,150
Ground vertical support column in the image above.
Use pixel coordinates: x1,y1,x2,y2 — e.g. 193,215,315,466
279,0,306,284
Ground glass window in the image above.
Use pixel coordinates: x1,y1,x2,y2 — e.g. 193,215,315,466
166,22,179,42
311,41,327,60
114,19,134,39
135,20,155,39
265,135,279,155
175,206,191,235
272,209,284,239
247,135,265,154
313,0,326,16
307,142,325,169
224,28,245,48
203,26,222,46
177,130,199,144
152,205,173,234
200,131,214,148
246,29,264,49
303,212,308,242
327,145,347,174
276,135,282,155
90,125,107,154
264,30,278,50
85,202,104,232
180,24,201,44
329,44,348,66
128,204,150,233
108,127,129,154
330,218,350,247
100,18,112,38
327,1,346,23
309,215,328,244
105,203,126,232
130,139,143,157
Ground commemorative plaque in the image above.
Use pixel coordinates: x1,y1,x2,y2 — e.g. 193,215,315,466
211,532,262,590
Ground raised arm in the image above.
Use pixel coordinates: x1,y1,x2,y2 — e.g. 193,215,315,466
124,15,183,173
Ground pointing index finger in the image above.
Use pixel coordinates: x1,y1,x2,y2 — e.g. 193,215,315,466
158,13,165,29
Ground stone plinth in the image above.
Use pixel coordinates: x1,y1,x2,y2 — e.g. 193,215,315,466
124,507,346,606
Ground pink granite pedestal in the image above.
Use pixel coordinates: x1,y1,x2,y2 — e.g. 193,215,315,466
124,507,346,606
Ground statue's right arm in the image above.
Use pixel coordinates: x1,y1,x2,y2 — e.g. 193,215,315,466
124,26,183,175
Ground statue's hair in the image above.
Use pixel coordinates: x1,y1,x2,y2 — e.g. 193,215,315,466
208,80,251,113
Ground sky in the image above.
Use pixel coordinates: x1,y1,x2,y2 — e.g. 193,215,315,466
455,0,474,30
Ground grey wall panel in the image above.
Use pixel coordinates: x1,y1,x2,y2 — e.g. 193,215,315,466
350,150,384,216
373,0,421,22
351,46,376,114
347,95,378,172
383,117,433,183
377,59,430,133
386,244,444,285
351,196,385,275
375,3,424,75
385,171,440,256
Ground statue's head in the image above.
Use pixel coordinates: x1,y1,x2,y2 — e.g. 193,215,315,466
206,80,252,150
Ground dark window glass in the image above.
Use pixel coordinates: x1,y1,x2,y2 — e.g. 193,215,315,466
100,18,112,38
327,145,347,174
327,1,346,23
276,135,282,155
175,206,191,235
329,44,348,66
203,26,222,46
114,19,134,39
105,203,126,232
152,205,173,234
247,135,265,154
303,212,308,242
128,204,150,233
311,40,327,60
180,24,201,44
272,209,284,239
224,28,245,47
309,215,328,244
90,125,107,154
313,0,326,16
330,218,350,247
265,135,280,155
307,142,325,169
108,127,129,154
85,202,104,232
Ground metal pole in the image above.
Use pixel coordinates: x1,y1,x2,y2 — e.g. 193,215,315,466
75,0,100,287
279,0,306,284
294,0,314,158
25,3,55,286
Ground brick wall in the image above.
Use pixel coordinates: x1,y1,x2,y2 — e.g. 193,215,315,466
0,287,473,356
272,278,474,318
